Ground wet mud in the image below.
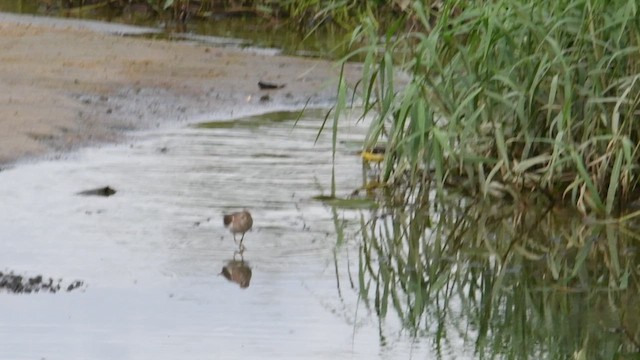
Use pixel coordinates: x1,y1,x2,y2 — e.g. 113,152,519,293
0,12,361,166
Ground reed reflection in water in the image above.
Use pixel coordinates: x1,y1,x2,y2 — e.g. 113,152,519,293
335,183,640,358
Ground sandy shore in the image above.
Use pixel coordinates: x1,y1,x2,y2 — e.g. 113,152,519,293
0,12,357,166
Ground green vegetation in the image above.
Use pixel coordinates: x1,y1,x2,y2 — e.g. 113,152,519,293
21,0,385,27
324,0,640,357
342,0,640,217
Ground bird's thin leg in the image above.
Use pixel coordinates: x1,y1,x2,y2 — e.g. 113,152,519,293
233,233,238,244
239,233,246,248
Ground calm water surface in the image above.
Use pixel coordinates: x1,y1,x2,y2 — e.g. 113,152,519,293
0,110,457,359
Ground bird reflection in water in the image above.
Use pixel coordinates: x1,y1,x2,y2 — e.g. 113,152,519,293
220,250,252,289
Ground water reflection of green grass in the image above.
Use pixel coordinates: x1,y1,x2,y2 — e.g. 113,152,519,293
346,190,640,358
196,110,306,129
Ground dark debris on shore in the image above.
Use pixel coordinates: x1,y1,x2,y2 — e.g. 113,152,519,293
0,271,85,294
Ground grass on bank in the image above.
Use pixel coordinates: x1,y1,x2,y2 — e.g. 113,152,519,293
323,0,640,355
341,0,640,217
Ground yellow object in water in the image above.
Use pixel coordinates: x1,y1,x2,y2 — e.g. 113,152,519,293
361,151,385,163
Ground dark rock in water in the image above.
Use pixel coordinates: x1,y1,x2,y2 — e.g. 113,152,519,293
0,271,85,294
258,80,285,90
77,186,116,197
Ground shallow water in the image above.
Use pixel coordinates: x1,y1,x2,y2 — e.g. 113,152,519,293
0,110,454,359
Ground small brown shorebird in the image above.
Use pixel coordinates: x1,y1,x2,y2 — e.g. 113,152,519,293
223,210,253,246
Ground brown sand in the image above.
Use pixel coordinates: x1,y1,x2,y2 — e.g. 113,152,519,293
0,13,357,166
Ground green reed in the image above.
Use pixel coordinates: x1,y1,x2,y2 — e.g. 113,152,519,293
315,0,640,355
341,0,640,216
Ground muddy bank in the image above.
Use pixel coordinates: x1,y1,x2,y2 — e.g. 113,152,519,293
0,12,359,165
